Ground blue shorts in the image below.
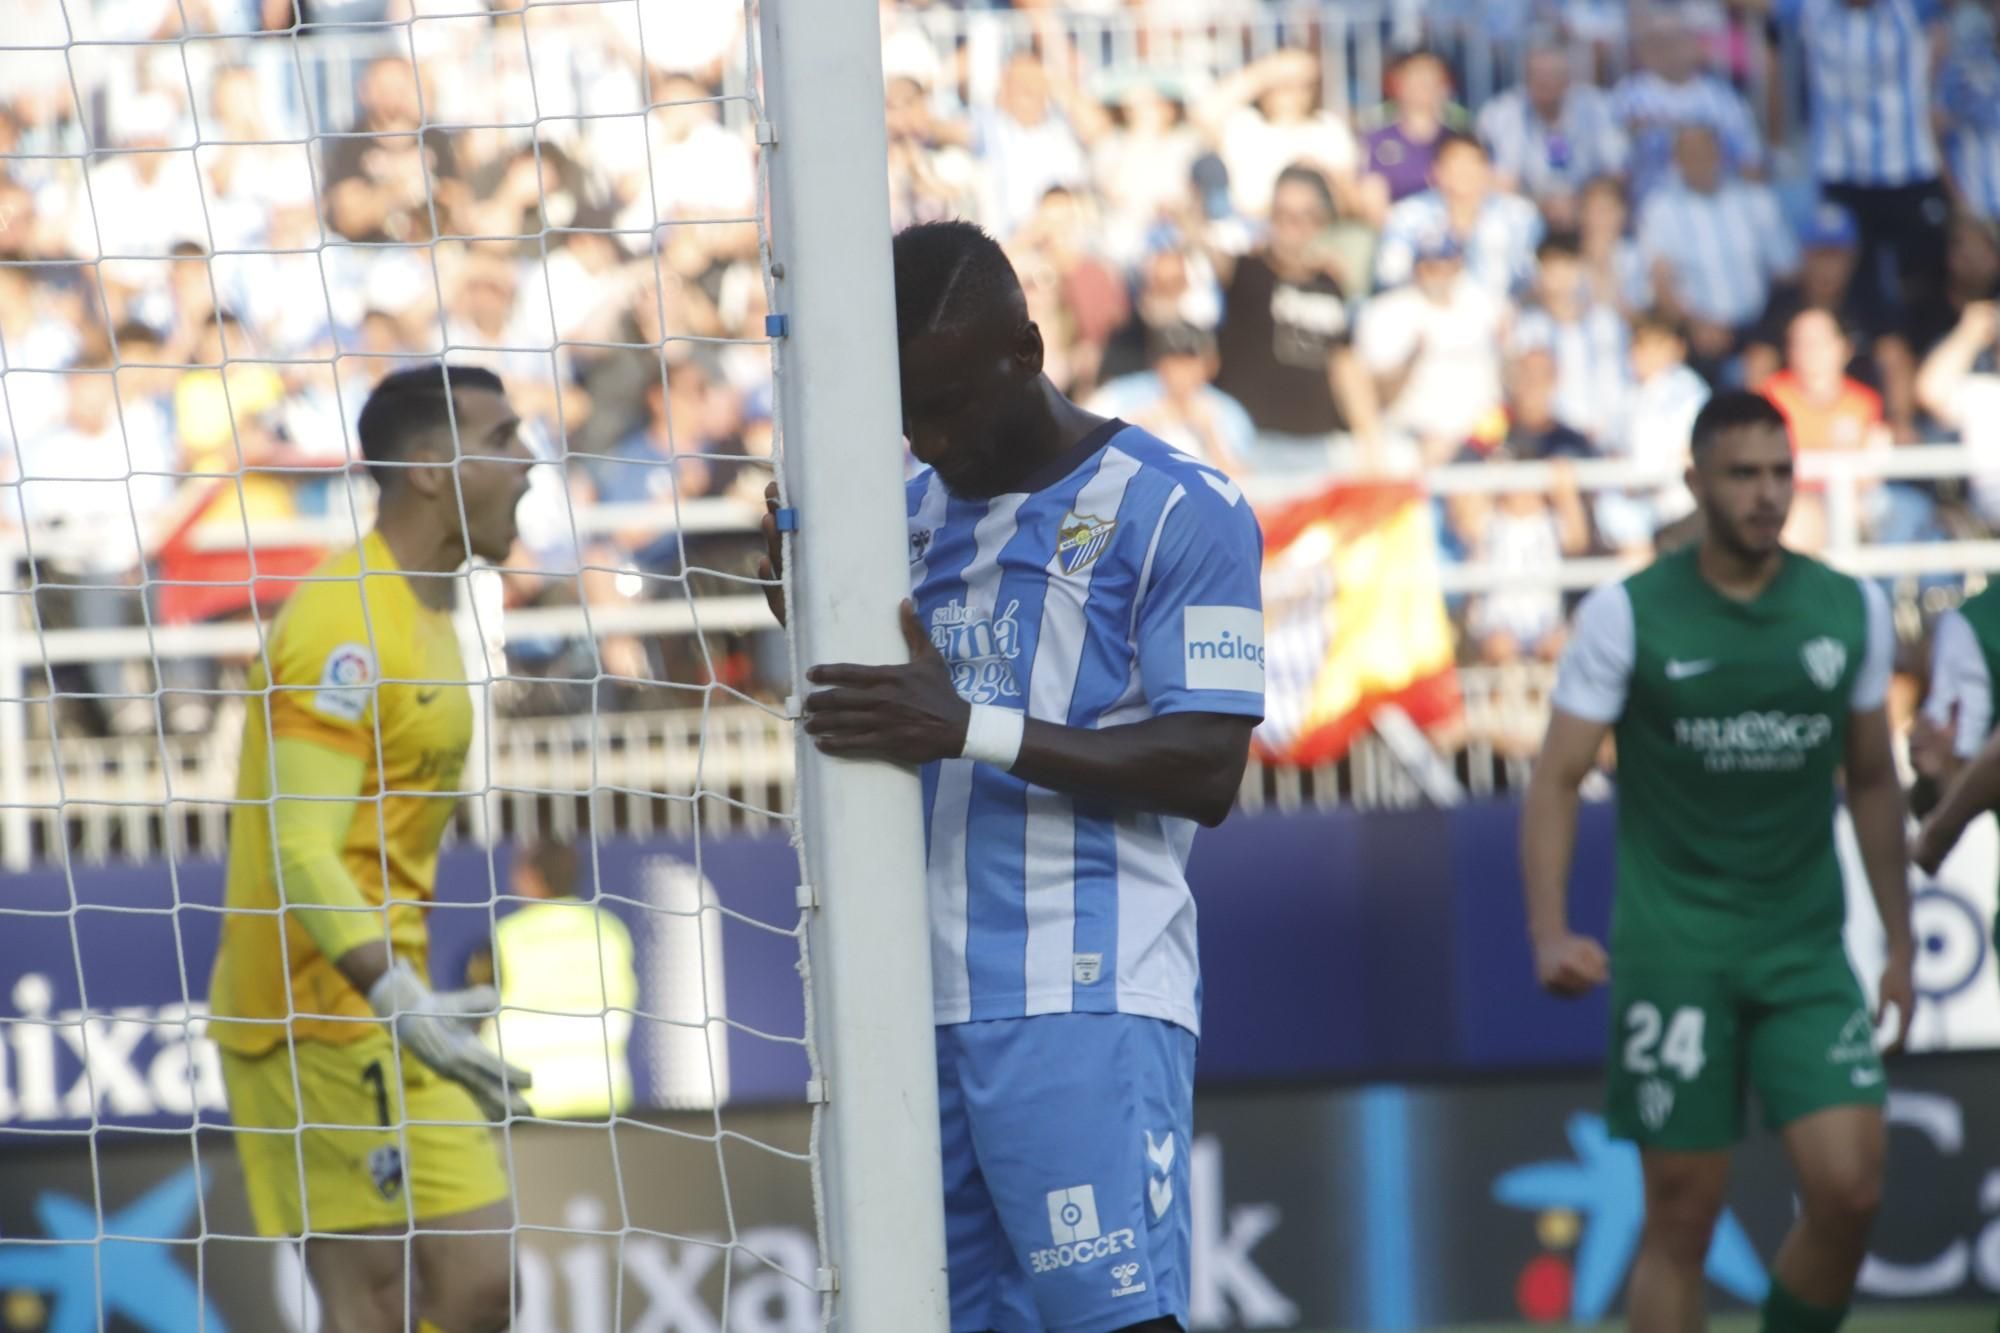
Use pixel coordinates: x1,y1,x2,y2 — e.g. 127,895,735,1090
937,1012,1196,1333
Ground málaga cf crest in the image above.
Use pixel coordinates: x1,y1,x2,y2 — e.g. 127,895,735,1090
1057,512,1117,575
1800,636,1846,692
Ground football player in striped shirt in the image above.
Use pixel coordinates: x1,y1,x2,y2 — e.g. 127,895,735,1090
766,220,1264,1333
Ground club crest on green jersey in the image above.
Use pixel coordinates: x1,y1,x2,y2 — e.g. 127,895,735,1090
1057,512,1117,575
1800,636,1846,692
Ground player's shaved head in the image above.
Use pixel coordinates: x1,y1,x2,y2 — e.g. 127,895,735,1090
891,220,1051,498
357,362,506,489
893,219,1027,355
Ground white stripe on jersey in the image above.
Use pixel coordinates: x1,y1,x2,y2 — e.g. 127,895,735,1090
1801,0,1940,186
1021,450,1143,1013
928,494,1028,1026
1114,810,1201,1023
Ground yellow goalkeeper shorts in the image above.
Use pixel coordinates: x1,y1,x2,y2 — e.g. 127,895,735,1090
221,1025,512,1237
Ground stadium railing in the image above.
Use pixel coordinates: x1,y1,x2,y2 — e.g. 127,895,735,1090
3,445,1988,869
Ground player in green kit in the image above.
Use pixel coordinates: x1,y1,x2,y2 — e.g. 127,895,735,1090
1522,390,1915,1333
1912,584,2000,883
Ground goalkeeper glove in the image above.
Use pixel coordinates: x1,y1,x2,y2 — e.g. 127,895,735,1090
367,962,534,1123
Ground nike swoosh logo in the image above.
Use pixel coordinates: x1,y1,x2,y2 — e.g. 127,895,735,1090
416,689,442,705
1665,659,1716,681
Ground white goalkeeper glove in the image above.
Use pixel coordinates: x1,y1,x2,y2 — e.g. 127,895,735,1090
367,962,534,1122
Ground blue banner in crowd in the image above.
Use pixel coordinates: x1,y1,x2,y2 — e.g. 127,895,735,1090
0,806,1624,1133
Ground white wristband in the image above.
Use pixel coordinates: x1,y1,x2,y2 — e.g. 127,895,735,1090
960,704,1025,770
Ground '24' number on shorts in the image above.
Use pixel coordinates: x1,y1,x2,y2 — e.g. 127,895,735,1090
1623,1003,1707,1080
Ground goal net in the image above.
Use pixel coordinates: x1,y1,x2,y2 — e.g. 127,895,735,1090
0,2,942,1329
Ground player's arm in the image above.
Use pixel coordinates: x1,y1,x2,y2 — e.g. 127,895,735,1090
1846,582,1916,1051
1520,584,1630,997
267,634,533,1118
1910,608,1991,818
802,476,1265,827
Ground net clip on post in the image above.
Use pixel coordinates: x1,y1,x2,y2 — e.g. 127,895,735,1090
773,505,800,533
765,312,789,338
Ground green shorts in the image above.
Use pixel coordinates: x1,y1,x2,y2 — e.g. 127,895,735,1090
1604,945,1886,1151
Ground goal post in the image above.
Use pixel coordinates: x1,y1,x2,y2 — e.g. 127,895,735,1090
759,1,951,1327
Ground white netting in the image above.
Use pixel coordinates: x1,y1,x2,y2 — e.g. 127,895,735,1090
0,3,837,1328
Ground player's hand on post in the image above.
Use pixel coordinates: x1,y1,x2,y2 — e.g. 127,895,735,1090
1876,940,1917,1055
1532,932,1610,998
802,600,972,765
367,962,533,1122
757,480,787,628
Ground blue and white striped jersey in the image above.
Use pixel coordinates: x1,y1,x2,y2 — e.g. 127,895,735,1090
1611,71,1764,201
1477,85,1630,200
1513,304,1632,442
908,422,1266,1035
1939,44,2000,221
1789,0,1942,186
1636,177,1799,327
1374,188,1544,297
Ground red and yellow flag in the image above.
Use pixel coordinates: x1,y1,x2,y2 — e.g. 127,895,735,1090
1254,479,1461,765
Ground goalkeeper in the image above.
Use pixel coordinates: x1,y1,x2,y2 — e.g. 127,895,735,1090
209,364,536,1333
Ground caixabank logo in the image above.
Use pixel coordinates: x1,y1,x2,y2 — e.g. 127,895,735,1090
1490,1113,1767,1323
0,1167,226,1333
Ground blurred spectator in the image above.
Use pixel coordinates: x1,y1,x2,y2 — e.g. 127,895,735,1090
1361,49,1459,215
1612,11,1764,201
1511,234,1630,443
1088,322,1254,474
1742,203,1865,387
1375,132,1541,298
1099,243,1223,383
883,55,980,232
1450,442,1590,666
196,63,317,244
1637,125,1799,379
589,359,730,573
1212,166,1380,472
171,313,321,545
1597,311,1708,554
0,263,83,372
1197,50,1359,223
72,94,209,332
1576,175,1652,317
320,56,464,244
1784,0,1948,340
975,51,1088,239
1476,43,1628,230
1907,210,2000,355
1766,308,1888,456
6,349,175,736
1918,300,2000,526
1013,186,1130,394
1089,75,1202,262
1496,346,1597,462
1356,231,1509,465
1938,4,2000,225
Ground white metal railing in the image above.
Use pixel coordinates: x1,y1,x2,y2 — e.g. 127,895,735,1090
2,664,1558,868
6,444,1996,868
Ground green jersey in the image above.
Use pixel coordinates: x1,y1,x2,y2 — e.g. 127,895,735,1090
1553,549,1892,960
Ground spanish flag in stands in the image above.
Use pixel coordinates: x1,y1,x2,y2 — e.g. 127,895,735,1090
1254,480,1461,765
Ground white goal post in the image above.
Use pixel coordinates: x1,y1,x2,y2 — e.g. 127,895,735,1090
758,1,951,1327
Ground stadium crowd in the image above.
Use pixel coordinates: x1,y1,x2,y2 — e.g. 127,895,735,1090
5,0,2000,735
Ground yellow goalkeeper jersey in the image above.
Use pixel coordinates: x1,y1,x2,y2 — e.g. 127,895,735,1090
208,530,474,1055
